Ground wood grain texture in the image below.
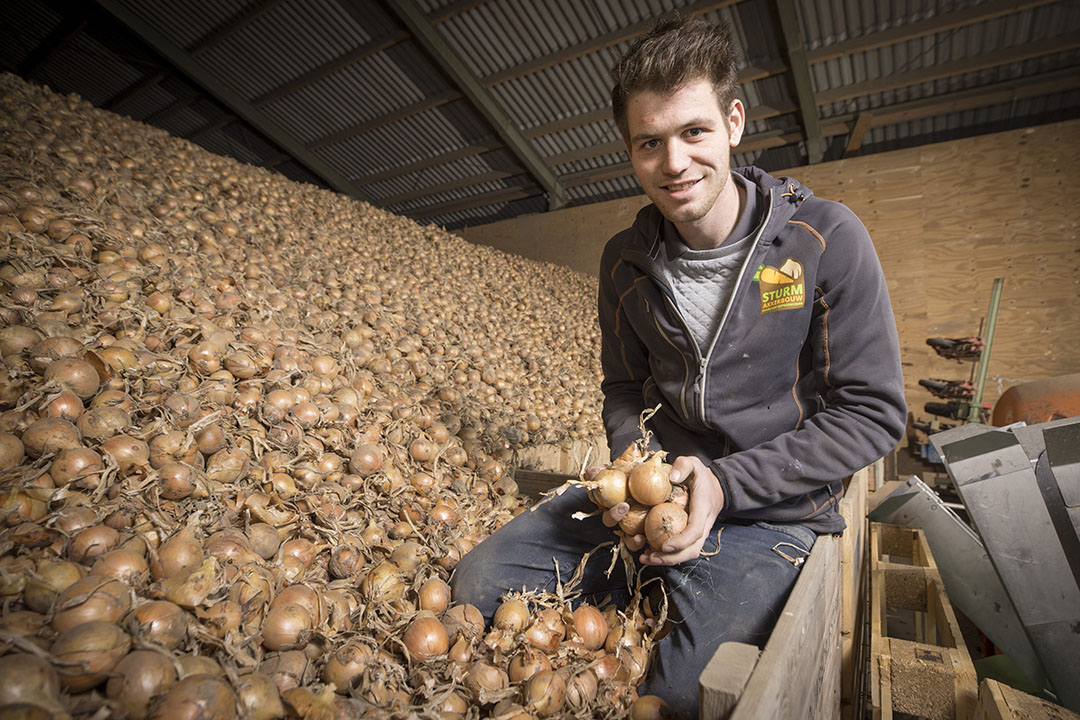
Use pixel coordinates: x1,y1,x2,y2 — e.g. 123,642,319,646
727,535,842,720
698,642,760,719
458,120,1080,430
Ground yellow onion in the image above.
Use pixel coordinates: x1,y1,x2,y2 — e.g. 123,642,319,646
628,454,672,506
322,641,373,689
564,668,599,709
443,603,485,641
572,604,608,651
128,600,189,649
68,523,120,563
149,674,236,720
153,523,203,579
644,503,688,550
23,558,85,613
403,615,449,660
0,654,65,714
508,646,552,683
524,669,566,717
493,598,530,632
417,577,451,614
630,695,671,720
20,418,81,458
464,661,508,703
52,576,131,633
589,467,627,508
155,557,218,609
50,620,132,691
236,672,286,720
106,649,177,720
261,603,312,651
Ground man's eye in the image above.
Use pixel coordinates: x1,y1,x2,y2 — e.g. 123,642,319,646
687,128,704,138
642,139,660,150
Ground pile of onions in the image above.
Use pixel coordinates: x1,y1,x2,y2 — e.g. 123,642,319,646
0,73,688,718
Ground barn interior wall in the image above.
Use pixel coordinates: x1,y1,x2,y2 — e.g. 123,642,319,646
458,119,1080,420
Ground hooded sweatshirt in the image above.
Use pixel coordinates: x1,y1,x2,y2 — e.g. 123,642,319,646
597,166,906,532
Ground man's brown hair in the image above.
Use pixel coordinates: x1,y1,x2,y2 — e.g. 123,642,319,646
611,14,739,141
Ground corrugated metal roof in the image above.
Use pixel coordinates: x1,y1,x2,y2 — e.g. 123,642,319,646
4,0,1078,229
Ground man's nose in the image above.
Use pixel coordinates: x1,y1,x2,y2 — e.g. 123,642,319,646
662,141,690,175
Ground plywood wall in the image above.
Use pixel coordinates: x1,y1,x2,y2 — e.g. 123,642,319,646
459,120,1080,419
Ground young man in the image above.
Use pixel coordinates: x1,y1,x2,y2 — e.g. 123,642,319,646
452,15,906,715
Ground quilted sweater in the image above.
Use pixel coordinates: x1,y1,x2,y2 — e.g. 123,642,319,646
597,166,906,532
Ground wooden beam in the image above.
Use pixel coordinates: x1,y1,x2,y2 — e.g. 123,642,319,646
18,13,87,78
815,33,1080,106
409,186,540,219
806,0,1058,65
95,0,373,203
843,111,875,158
774,0,823,164
308,89,462,150
359,143,501,185
383,0,564,209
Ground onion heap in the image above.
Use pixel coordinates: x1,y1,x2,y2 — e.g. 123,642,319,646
0,71,681,718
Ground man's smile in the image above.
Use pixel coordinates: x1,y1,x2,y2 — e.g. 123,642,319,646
663,179,700,193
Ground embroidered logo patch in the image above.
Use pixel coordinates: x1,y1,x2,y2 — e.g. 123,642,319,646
756,258,805,314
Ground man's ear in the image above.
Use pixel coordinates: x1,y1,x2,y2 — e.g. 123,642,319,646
728,98,746,147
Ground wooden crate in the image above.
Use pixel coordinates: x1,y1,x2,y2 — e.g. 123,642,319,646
974,679,1080,720
870,523,977,720
840,465,870,719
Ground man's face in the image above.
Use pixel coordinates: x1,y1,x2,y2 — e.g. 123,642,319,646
624,78,745,229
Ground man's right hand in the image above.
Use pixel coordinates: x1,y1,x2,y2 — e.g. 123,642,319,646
584,465,646,551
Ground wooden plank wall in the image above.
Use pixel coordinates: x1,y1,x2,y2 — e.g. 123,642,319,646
459,120,1080,420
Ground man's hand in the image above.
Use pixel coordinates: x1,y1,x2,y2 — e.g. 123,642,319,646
639,456,724,566
584,465,647,551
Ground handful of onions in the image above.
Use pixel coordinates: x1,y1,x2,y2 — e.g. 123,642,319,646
587,445,688,551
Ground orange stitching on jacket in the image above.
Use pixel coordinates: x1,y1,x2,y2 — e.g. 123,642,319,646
816,285,833,390
787,220,826,252
791,355,804,430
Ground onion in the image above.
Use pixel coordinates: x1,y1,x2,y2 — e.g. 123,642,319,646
50,620,132,691
564,669,599,709
91,547,149,582
68,523,120,563
76,406,130,440
156,557,218,608
129,600,189,649
644,503,689,550
630,695,671,720
508,646,552,683
176,655,224,679
52,575,131,633
106,650,177,720
43,357,101,398
24,558,85,613
572,604,608,651
48,446,102,487
464,661,508,702
157,462,196,499
443,603,485,642
590,467,628,508
236,672,286,720
271,584,323,625
149,674,237,720
328,543,364,578
493,598,530,632
618,504,649,536
261,603,312,650
403,615,449,660
247,522,281,559
524,669,566,717
20,418,81,458
43,391,84,421
523,608,565,653
101,433,150,474
417,577,450,614
154,523,203,579
0,654,65,713
628,454,672,506
198,599,242,638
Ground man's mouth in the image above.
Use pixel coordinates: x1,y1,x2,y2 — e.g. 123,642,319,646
663,179,699,192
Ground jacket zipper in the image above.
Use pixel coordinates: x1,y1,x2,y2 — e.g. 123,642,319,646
644,297,691,420
696,189,778,427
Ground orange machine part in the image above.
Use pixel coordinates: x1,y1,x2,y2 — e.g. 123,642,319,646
992,373,1080,426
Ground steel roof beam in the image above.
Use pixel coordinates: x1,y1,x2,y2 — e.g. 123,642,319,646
18,12,87,78
187,0,290,55
94,0,373,204
359,143,501,185
381,169,517,206
308,89,462,150
806,0,1058,65
411,186,540,220
774,0,823,164
382,0,564,209
816,32,1080,106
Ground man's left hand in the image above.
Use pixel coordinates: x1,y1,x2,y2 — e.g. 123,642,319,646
639,456,725,566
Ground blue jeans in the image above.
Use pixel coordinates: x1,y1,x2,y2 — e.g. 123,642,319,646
450,487,817,718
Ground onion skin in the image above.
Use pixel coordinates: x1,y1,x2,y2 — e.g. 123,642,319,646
630,695,672,720
644,502,689,551
0,654,65,713
524,669,567,717
236,672,286,720
571,604,608,651
261,603,313,651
